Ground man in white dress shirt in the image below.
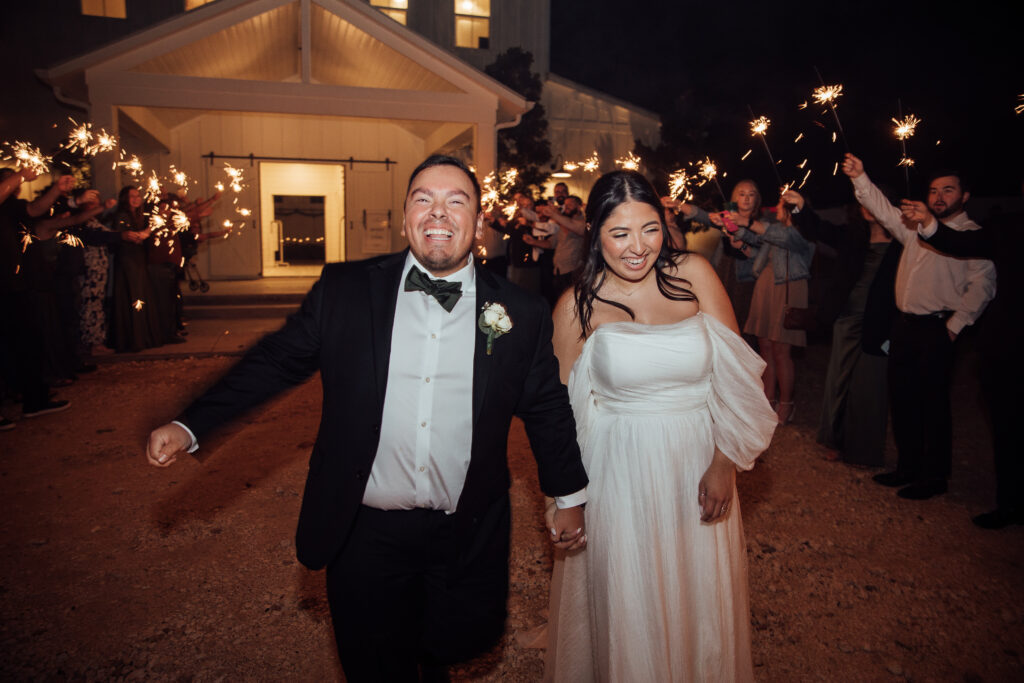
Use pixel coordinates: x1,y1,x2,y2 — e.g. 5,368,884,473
145,156,588,682
843,153,996,500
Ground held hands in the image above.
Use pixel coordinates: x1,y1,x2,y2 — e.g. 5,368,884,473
545,499,587,551
842,153,864,179
56,175,76,193
145,423,192,468
698,451,736,523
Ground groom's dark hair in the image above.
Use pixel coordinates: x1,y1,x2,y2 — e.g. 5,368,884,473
406,155,482,212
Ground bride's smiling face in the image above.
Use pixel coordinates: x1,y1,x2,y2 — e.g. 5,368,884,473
598,200,664,283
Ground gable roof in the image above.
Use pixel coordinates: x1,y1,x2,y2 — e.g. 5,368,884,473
40,0,528,124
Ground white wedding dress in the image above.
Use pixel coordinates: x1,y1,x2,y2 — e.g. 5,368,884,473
545,312,777,682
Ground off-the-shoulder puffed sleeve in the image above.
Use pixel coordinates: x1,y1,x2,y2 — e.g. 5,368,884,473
703,313,777,470
566,339,596,467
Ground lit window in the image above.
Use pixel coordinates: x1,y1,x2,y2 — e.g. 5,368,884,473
454,0,489,49
81,0,126,18
185,0,217,10
370,0,408,25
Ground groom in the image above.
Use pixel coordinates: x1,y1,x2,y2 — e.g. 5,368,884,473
146,155,588,681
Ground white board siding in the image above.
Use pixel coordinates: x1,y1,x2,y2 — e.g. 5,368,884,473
158,110,425,278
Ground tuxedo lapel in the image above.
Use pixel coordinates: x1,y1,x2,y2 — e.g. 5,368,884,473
472,264,501,429
367,250,407,408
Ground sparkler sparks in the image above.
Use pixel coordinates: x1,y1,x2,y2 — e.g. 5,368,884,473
171,210,190,232
133,299,145,311
698,158,718,182
145,172,162,203
741,149,752,161
749,116,770,136
615,152,641,171
3,141,51,175
62,119,118,156
898,157,915,168
812,84,843,106
117,154,144,178
57,232,84,248
20,231,34,252
580,152,600,173
1016,94,1024,115
668,169,693,201
169,165,188,189
892,114,921,140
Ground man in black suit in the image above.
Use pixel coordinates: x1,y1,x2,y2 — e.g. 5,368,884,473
146,155,589,681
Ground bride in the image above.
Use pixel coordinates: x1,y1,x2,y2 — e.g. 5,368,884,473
544,171,777,682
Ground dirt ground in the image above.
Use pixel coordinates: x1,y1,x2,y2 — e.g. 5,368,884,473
1,341,1022,682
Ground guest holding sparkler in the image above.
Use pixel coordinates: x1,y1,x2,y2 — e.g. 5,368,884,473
781,188,901,466
901,182,1022,527
110,185,159,352
842,153,995,501
727,197,815,425
1,168,76,426
493,192,544,295
665,180,761,334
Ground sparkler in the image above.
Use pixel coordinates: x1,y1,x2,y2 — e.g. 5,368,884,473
1016,94,1024,115
57,232,84,248
697,156,727,203
615,152,641,171
171,209,190,232
116,153,144,178
145,172,162,203
747,109,783,188
20,231,34,252
169,165,189,190
62,119,118,156
811,69,850,152
892,101,920,194
668,169,694,202
580,152,600,173
3,141,51,175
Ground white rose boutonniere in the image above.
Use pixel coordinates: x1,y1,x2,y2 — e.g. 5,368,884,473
478,301,513,355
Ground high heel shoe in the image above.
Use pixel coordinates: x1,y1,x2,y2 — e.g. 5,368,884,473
776,401,795,425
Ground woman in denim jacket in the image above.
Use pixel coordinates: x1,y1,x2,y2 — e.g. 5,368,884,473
730,199,814,424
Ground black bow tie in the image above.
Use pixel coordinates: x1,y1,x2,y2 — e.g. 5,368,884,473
404,266,463,313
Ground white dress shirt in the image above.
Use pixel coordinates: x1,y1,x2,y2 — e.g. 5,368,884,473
362,253,477,512
851,173,996,335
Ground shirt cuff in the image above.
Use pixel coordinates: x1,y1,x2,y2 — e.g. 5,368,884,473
555,488,587,509
172,420,199,453
918,219,938,238
947,315,967,337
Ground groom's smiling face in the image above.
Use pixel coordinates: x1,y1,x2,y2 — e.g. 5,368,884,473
402,164,484,278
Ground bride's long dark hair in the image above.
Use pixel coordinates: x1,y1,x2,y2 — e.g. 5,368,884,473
574,170,696,338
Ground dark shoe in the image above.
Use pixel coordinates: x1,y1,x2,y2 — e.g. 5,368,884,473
167,335,188,344
873,471,913,488
0,417,14,431
972,509,1024,530
897,479,948,500
23,400,71,418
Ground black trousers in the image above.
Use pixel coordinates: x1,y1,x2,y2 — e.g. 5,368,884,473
0,291,49,410
887,313,955,482
980,352,1022,512
326,501,509,683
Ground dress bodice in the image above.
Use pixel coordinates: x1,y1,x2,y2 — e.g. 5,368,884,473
586,316,712,415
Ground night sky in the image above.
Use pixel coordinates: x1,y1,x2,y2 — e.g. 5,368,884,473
550,0,1023,206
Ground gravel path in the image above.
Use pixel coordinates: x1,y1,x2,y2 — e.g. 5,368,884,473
1,342,1021,681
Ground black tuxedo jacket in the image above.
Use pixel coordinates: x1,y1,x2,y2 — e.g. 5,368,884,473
180,250,587,570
